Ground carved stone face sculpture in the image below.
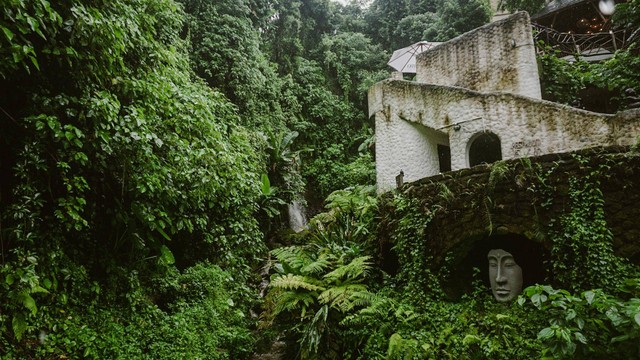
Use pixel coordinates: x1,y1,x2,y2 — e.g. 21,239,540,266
488,249,523,302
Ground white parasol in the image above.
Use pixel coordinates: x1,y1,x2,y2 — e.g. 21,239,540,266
387,41,441,73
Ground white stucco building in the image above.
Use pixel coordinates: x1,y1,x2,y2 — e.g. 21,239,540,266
369,12,640,192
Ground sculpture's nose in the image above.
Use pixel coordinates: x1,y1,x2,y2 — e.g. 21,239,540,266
496,266,507,284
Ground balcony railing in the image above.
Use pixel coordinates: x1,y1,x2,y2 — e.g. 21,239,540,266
533,23,637,59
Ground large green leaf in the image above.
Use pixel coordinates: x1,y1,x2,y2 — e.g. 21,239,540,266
159,245,175,266
261,173,272,196
12,313,27,340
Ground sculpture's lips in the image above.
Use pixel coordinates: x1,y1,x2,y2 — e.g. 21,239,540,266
496,289,510,295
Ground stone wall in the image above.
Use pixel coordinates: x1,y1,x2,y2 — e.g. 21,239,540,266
377,146,640,272
369,79,640,191
415,12,541,99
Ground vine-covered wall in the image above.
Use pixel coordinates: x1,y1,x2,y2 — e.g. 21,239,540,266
377,145,640,294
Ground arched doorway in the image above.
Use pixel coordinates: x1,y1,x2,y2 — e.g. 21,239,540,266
468,132,502,167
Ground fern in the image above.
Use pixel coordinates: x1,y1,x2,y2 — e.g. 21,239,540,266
272,290,316,316
349,289,378,308
270,273,325,292
340,293,397,326
387,333,423,359
435,182,455,203
488,160,511,191
324,185,377,217
272,246,336,277
300,253,334,275
323,256,372,282
262,189,379,358
272,246,311,271
318,284,373,312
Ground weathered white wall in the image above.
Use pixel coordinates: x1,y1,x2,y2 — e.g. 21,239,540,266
371,12,640,193
369,80,640,191
415,12,541,99
375,109,449,192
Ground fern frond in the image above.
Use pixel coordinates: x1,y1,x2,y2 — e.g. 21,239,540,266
324,185,377,215
388,332,421,359
300,253,333,275
340,294,397,326
318,284,364,307
350,289,377,308
323,256,372,282
318,284,373,312
272,290,316,316
270,273,325,292
271,246,311,271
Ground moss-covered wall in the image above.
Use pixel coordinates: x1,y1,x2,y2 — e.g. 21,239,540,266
377,146,640,275
369,76,640,191
370,12,640,193
416,12,541,99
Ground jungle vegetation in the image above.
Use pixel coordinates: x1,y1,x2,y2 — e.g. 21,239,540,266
0,0,639,358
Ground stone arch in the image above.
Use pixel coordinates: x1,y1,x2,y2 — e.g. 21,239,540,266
468,132,502,167
376,147,640,298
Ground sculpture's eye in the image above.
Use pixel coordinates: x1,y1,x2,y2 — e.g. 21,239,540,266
504,261,516,267
489,261,498,267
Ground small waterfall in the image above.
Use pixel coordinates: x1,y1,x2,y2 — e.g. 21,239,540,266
288,200,307,232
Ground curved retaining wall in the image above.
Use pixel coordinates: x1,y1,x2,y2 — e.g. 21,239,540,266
377,146,640,270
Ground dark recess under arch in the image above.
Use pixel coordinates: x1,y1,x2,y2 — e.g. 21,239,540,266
469,132,502,166
444,233,548,299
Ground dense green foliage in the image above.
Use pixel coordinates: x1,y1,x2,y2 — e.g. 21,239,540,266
4,263,256,358
520,282,640,358
178,0,289,131
1,0,263,357
0,0,494,356
497,0,545,16
548,158,631,292
538,44,640,112
265,152,640,359
614,0,640,31
2,0,639,358
365,0,491,49
263,185,379,358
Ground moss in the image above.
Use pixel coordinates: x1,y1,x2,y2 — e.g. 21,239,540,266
378,146,640,268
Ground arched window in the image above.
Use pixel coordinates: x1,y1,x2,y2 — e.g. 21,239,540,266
469,132,502,167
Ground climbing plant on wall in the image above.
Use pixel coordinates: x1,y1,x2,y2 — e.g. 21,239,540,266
548,162,629,292
328,149,640,359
